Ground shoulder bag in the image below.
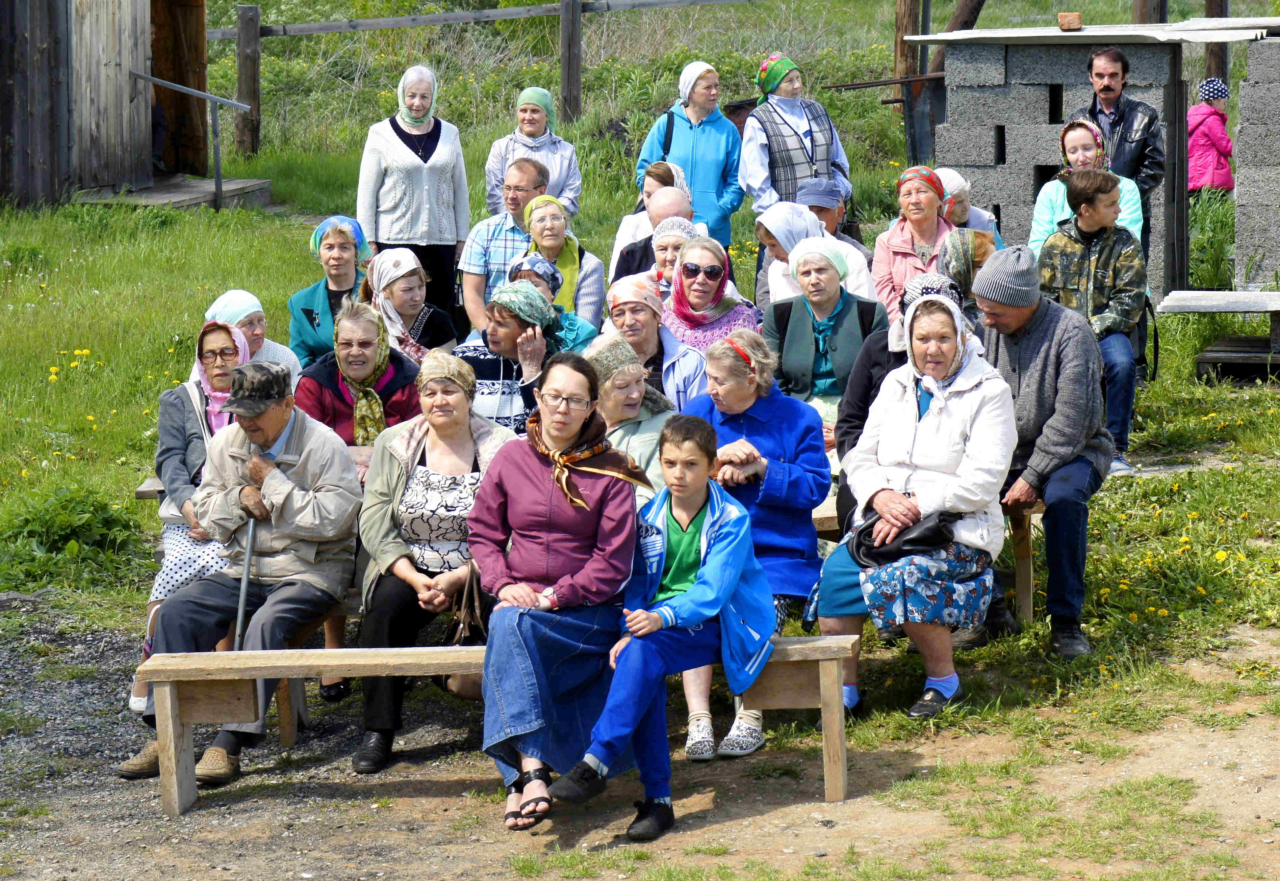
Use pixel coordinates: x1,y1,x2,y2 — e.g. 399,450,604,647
848,510,962,569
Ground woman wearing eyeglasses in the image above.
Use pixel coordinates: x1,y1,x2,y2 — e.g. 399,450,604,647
129,320,252,712
523,195,606,330
660,237,760,352
469,352,650,830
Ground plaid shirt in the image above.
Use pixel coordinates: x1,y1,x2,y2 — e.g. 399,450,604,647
458,212,532,303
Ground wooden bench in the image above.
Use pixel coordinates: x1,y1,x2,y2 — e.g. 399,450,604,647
1157,290,1280,380
136,635,857,817
814,497,1046,624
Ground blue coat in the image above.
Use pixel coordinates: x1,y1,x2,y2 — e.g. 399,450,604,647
287,273,365,369
625,482,775,694
635,103,744,246
684,385,830,597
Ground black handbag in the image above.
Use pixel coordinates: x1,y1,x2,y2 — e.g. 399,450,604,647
848,511,962,569
432,561,493,701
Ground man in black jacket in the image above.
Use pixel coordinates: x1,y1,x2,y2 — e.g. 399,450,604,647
611,188,734,285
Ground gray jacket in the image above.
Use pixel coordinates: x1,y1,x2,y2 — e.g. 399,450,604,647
155,382,211,510
982,299,1113,490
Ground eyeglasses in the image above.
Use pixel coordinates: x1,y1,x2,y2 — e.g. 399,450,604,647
502,185,539,195
199,347,239,364
681,263,725,283
336,340,377,353
530,214,567,228
540,392,592,411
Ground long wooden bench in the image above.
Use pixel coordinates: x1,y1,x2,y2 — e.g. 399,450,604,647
135,635,857,817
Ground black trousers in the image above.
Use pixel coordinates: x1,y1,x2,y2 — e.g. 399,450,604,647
358,570,440,731
373,242,457,317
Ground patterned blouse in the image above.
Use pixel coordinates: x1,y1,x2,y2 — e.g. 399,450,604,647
396,457,482,573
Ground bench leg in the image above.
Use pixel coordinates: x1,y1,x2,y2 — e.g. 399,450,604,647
1011,513,1034,625
276,678,310,748
818,658,848,803
153,682,197,817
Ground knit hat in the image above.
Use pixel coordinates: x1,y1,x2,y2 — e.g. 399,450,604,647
585,336,674,415
971,245,1040,307
1199,77,1229,101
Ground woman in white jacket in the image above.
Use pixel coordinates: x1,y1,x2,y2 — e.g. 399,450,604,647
845,294,1015,719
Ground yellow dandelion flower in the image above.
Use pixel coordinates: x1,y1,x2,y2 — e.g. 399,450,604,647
1196,586,1206,595
1179,536,1190,543
48,375,58,382
1215,599,1224,605
1157,609,1168,617
86,415,94,421
1214,550,1228,562
69,361,78,368
49,366,58,373
1128,613,1138,622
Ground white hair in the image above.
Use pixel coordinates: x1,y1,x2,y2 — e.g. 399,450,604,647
399,65,435,91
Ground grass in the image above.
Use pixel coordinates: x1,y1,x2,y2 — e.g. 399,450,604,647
0,711,42,738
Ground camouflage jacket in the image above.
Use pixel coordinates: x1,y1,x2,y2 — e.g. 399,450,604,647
1038,219,1147,339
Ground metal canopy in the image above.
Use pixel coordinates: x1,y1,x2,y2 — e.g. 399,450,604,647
905,19,1279,45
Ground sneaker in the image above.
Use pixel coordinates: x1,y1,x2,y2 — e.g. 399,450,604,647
194,747,241,786
351,730,393,775
907,684,966,720
128,690,148,715
1049,617,1092,660
118,741,161,779
716,716,765,758
626,798,675,842
547,760,607,804
1109,454,1134,477
684,719,716,762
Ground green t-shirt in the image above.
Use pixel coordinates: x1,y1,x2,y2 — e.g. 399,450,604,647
654,499,708,605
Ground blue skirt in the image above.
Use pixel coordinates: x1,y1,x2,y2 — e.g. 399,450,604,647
861,542,994,629
482,604,635,785
813,539,870,619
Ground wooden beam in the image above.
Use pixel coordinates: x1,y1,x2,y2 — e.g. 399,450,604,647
1132,0,1168,24
560,0,583,123
154,682,197,818
234,4,260,156
1204,0,1230,82
894,0,922,106
927,0,987,75
818,658,848,802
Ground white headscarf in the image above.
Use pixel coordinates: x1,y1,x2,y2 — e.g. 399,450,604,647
757,202,825,255
366,248,425,351
935,167,970,199
788,237,850,284
204,289,264,326
903,294,983,387
679,61,716,105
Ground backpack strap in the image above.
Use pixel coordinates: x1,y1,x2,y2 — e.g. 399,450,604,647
660,110,675,161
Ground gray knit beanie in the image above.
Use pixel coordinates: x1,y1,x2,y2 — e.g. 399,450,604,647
971,245,1040,307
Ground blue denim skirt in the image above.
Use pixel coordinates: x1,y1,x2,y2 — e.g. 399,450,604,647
482,604,635,785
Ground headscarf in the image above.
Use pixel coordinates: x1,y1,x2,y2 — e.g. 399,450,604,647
1058,119,1110,175
507,254,563,296
757,202,825,255
937,228,979,299
525,409,652,508
417,350,477,401
397,65,437,127
205,289,264,326
1199,77,1229,102
652,216,698,245
903,294,982,387
310,215,373,265
754,53,799,105
934,167,970,222
587,336,674,416
607,273,664,321
516,86,556,136
523,194,581,311
195,320,251,434
671,244,735,328
365,248,429,363
679,62,716,105
890,272,964,355
897,166,946,201
788,237,850,284
665,164,694,204
490,280,560,334
334,312,392,446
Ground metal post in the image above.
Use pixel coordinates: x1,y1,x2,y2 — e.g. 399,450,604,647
210,104,223,211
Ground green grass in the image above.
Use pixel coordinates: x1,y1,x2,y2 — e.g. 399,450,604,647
0,711,42,737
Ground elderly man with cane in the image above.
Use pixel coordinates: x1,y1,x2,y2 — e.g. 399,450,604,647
119,363,363,785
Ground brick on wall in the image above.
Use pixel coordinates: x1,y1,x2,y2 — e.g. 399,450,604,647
1246,38,1280,84
1235,206,1280,287
1007,43,1171,86
1064,84,1165,118
947,85,1050,126
944,165,1036,213
1234,167,1280,207
1004,125,1062,166
1235,126,1280,166
946,44,1005,87
1239,83,1280,125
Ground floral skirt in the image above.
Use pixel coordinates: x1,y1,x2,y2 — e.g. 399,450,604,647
860,542,994,629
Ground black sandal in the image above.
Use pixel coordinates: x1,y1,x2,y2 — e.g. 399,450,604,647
515,767,554,830
503,780,525,829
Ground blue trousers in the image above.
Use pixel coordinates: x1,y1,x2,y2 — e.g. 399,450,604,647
1099,331,1136,453
1004,456,1103,620
587,619,721,799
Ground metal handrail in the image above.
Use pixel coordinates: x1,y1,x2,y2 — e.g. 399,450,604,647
129,72,250,211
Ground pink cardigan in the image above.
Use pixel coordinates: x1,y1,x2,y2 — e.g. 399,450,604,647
871,216,956,322
1188,103,1234,192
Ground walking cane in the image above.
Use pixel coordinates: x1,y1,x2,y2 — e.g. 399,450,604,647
233,517,257,652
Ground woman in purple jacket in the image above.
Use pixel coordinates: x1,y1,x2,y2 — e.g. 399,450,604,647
468,352,651,831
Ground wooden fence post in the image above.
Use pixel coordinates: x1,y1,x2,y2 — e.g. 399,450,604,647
235,5,261,156
1204,0,1230,83
559,0,582,124
893,0,921,110
1131,0,1168,24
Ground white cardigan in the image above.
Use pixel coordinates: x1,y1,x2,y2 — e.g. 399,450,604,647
357,118,470,247
844,337,1016,560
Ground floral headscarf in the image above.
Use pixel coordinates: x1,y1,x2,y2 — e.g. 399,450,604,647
755,53,799,105
607,273,664,322
1059,119,1110,174
507,254,563,297
489,280,561,348
523,194,581,312
904,294,980,386
310,215,373,265
334,312,391,446
897,166,946,201
417,350,477,401
195,321,251,434
397,65,437,127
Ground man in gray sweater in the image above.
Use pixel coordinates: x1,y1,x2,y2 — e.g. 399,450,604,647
972,246,1113,660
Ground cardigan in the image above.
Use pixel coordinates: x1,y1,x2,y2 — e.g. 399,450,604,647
293,349,423,446
155,382,215,511
684,386,830,597
484,130,583,217
607,406,674,508
286,275,364,369
357,117,470,247
762,290,888,400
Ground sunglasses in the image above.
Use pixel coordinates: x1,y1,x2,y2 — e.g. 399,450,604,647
680,262,725,283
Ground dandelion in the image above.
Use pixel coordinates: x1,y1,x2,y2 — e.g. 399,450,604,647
1179,536,1190,543
86,415,94,421
1196,586,1206,595
48,375,57,382
49,366,58,373
1215,550,1228,562
1129,613,1138,622
168,348,174,353
1215,599,1224,605
142,409,150,415
1157,609,1168,617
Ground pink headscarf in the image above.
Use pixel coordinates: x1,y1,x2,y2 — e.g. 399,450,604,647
607,273,664,322
195,320,251,433
670,247,733,328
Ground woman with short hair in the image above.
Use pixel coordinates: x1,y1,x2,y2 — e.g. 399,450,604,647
485,87,582,217
660,236,759,351
524,195,606,330
190,289,302,388
357,65,469,315
872,167,957,321
288,216,372,369
359,248,458,363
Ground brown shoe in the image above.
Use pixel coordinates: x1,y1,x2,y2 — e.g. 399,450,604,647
194,747,241,786
118,741,161,779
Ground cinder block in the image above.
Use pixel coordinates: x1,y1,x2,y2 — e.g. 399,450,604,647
1234,168,1280,207
1246,38,1280,84
997,205,1035,246
1063,85,1165,119
934,124,997,166
947,85,1050,125
1235,126,1280,166
1005,125,1063,166
946,164,1037,211
1008,44,1170,86
1239,82,1280,124
1235,206,1280,286
946,43,1005,87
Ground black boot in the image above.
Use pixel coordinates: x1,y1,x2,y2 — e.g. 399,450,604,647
627,798,675,841
1049,616,1091,660
352,730,393,774
547,760,607,804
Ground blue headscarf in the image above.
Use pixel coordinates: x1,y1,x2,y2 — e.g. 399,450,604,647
309,215,373,265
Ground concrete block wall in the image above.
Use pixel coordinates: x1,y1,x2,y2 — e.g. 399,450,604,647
1236,39,1280,288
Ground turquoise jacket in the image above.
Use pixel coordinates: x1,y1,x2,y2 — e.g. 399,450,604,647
1028,176,1143,258
287,272,365,369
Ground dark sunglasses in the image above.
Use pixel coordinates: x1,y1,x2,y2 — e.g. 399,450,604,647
680,262,725,282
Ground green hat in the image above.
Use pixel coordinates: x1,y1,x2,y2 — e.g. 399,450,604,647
754,53,799,105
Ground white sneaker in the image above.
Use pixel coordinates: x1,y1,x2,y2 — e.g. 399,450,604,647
684,719,716,762
716,716,765,757
1109,454,1134,477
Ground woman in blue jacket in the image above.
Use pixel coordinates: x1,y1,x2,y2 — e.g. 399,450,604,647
635,62,744,247
288,216,370,368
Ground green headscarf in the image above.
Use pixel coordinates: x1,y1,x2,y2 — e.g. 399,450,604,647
490,280,561,345
754,53,799,105
517,86,556,136
396,66,437,127
523,194,581,314
334,310,392,446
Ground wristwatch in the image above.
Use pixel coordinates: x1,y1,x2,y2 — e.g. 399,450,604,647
540,587,558,610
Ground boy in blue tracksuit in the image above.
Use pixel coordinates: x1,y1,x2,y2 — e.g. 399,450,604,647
547,415,776,841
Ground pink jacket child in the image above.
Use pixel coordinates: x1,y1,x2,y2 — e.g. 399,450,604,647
1188,102,1234,193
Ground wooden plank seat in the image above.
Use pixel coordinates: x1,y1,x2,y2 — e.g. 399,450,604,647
136,635,857,817
1157,290,1280,380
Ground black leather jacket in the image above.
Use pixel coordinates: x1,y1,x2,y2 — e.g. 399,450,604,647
1067,91,1165,204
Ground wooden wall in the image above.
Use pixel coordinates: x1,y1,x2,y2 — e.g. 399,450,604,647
151,0,208,177
1,0,74,206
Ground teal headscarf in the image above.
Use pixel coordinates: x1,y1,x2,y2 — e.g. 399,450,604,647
516,87,556,136
397,66,438,127
310,215,373,265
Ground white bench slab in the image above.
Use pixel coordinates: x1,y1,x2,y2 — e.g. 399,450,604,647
1158,290,1280,352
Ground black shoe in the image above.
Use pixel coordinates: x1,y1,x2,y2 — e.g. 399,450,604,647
907,684,965,720
626,798,675,841
984,593,1024,639
1049,617,1091,660
877,624,905,647
319,679,351,703
352,730,393,774
546,760,607,804
950,626,990,652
